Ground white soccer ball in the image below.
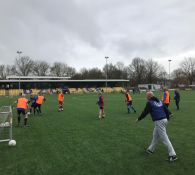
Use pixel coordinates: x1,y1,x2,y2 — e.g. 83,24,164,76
27,112,31,115
4,122,10,127
8,140,16,146
0,123,5,127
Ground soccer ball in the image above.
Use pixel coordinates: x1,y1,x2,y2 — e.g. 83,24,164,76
8,140,16,146
27,112,31,115
4,122,10,127
0,123,5,127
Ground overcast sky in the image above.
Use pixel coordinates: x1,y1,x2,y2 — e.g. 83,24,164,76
0,0,195,73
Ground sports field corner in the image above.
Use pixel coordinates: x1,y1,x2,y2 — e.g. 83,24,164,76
0,90,195,175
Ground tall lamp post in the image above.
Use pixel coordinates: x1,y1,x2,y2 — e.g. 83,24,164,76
168,59,172,86
105,56,109,91
17,51,22,92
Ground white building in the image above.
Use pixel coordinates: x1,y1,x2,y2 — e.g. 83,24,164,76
138,84,161,91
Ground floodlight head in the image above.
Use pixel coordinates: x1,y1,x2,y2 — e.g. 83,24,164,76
17,51,22,54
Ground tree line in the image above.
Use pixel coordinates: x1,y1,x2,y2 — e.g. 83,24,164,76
0,56,195,86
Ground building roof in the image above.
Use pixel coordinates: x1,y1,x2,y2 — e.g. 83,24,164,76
0,79,129,83
6,76,71,80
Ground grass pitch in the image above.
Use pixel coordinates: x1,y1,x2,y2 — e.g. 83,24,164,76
0,91,195,175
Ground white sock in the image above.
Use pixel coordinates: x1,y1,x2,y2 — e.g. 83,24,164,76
99,110,102,118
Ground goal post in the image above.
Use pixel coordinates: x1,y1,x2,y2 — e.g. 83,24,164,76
0,106,13,143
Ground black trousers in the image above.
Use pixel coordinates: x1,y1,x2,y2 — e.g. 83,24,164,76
175,100,180,110
127,101,136,113
35,103,42,114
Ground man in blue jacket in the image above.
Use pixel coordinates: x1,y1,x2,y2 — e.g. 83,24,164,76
136,91,177,162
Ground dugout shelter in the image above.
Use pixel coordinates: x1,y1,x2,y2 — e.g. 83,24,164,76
0,76,129,95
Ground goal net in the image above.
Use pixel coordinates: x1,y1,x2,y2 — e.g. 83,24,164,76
0,106,13,143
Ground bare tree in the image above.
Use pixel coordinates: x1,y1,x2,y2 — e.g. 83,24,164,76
0,65,19,79
33,61,50,76
116,61,128,79
5,65,15,76
50,62,63,76
74,67,104,79
87,68,104,79
145,59,161,83
13,56,34,76
50,62,73,77
172,68,187,87
116,61,125,71
0,65,6,79
180,57,195,85
157,66,168,86
65,66,76,77
71,73,83,80
128,57,147,85
103,63,122,79
79,68,89,79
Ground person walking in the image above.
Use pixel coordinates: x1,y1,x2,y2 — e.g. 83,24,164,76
162,87,170,108
125,90,136,114
57,90,64,112
174,89,180,110
97,92,105,119
136,91,177,162
35,93,46,115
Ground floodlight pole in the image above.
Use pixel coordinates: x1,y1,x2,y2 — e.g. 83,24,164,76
17,51,22,92
168,59,172,85
105,56,109,91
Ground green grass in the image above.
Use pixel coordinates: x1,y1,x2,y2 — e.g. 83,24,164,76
0,91,195,175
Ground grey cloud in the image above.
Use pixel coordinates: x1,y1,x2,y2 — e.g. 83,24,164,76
0,0,195,72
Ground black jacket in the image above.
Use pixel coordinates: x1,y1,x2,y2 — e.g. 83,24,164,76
174,91,180,101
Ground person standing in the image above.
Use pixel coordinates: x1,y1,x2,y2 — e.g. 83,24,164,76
174,89,180,110
162,87,170,108
125,90,136,114
136,91,177,162
16,93,29,127
97,92,105,119
58,90,64,112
